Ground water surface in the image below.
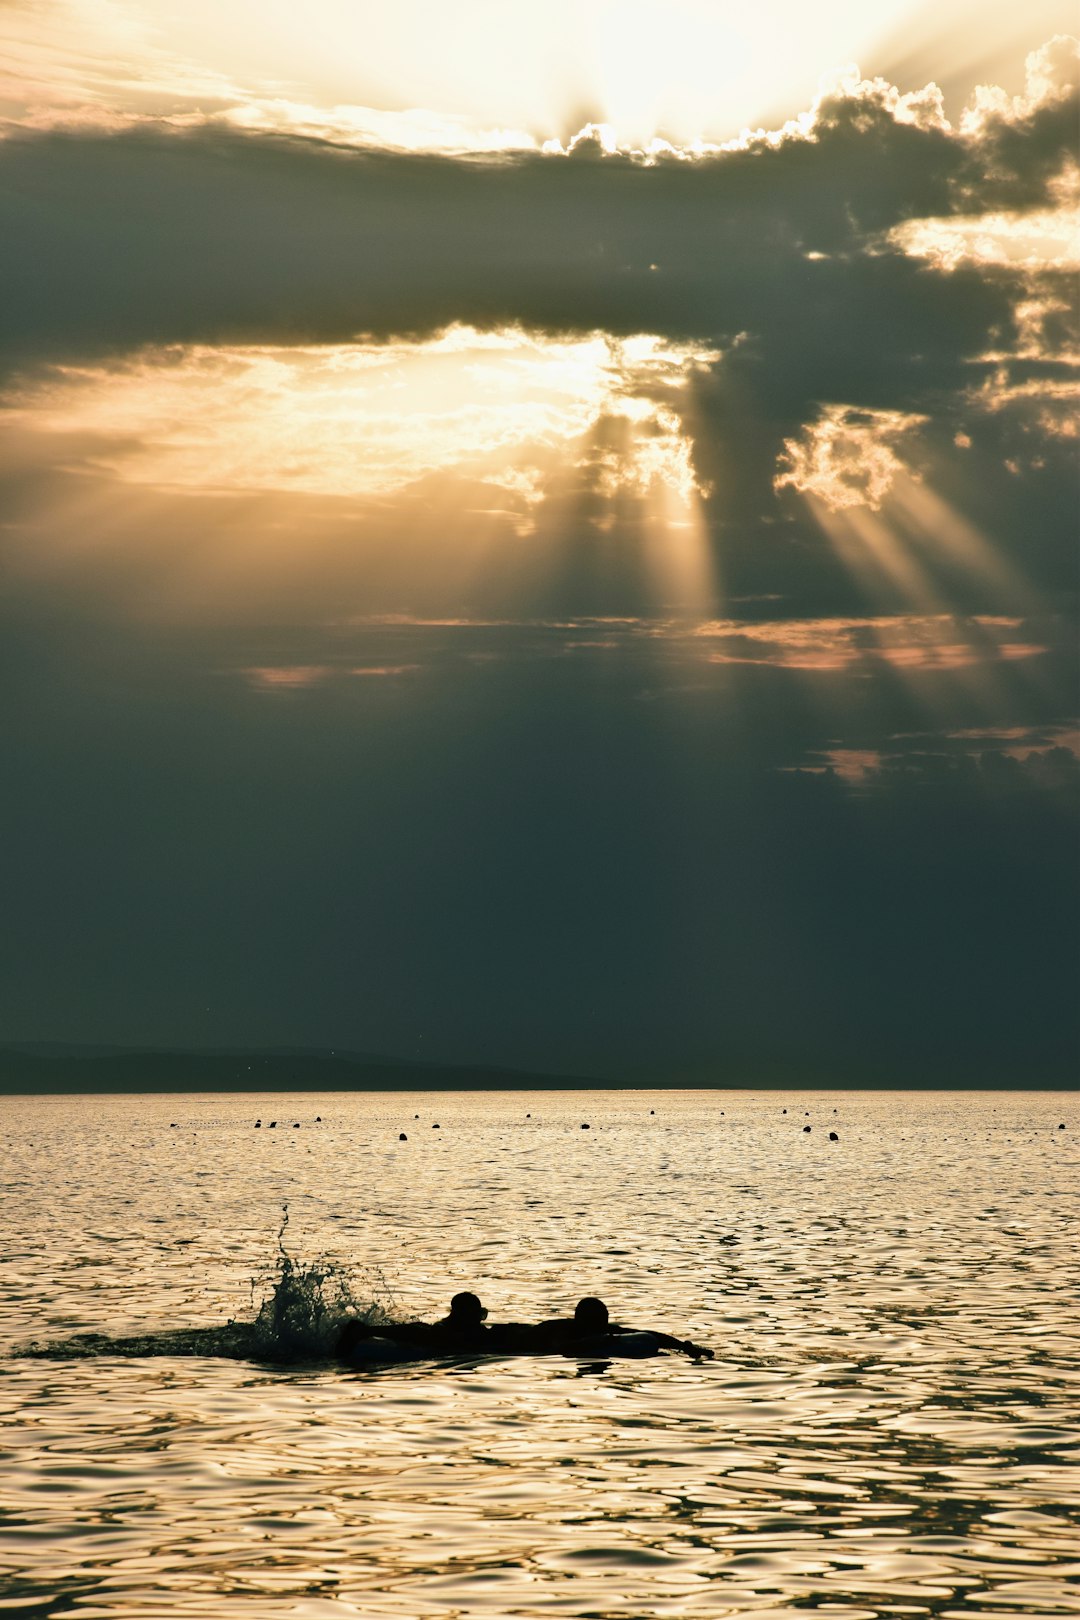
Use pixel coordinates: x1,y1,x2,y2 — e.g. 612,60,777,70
1,1089,1077,1617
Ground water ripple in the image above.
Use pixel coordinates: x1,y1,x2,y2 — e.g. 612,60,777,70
1,1088,1077,1617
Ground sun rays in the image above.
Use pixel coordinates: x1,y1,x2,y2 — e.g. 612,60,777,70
775,404,1043,614
0,15,1074,801
1,325,720,621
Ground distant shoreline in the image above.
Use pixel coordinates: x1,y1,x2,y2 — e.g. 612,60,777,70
0,1048,585,1097
1,1046,1073,1096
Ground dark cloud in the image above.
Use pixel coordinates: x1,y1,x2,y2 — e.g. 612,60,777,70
0,608,1076,1081
3,68,1074,599
1,54,1077,1076
0,62,1073,366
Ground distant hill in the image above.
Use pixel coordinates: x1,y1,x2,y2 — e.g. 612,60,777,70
1,1044,1071,1093
0,1045,598,1095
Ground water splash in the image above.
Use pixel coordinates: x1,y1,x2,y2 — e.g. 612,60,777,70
246,1204,394,1361
21,1206,395,1364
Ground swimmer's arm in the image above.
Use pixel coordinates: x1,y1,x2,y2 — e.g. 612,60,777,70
648,1331,715,1359
379,1320,435,1344
610,1323,713,1358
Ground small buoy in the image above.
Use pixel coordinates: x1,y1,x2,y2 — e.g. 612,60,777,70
399,1132,408,1141
829,1131,839,1141
803,1125,812,1132
581,1123,590,1130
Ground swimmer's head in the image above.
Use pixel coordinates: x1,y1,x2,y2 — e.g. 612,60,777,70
448,1291,487,1325
574,1296,609,1333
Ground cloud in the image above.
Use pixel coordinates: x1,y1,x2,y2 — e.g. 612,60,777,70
800,734,1080,792
1,43,1074,366
774,406,927,511
890,187,1080,272
0,45,1073,620
1,591,1075,1078
692,612,1048,671
0,328,713,503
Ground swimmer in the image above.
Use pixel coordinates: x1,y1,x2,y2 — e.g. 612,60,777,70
337,1292,491,1364
426,1291,490,1351
531,1296,713,1360
336,1317,428,1365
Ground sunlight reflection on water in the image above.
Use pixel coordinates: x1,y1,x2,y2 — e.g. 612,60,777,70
1,1089,1077,1618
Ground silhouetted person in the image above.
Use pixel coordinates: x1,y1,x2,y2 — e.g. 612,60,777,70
337,1317,425,1362
427,1291,490,1351
337,1292,491,1363
337,1292,711,1365
528,1296,713,1360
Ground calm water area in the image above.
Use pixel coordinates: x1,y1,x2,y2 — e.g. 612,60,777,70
1,1088,1077,1619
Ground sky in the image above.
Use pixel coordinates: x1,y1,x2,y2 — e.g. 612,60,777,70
0,1,1077,1082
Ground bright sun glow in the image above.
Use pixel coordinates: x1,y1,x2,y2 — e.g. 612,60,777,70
3,326,721,612
4,328,715,504
4,0,1074,146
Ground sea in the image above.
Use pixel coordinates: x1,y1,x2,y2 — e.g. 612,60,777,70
0,1088,1076,1619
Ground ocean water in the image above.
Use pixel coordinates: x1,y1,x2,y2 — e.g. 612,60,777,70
1,1088,1077,1620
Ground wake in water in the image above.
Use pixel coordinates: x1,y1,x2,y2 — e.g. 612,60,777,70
23,1207,396,1365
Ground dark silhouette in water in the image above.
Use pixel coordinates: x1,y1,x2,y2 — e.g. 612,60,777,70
516,1296,714,1361
337,1294,713,1366
24,1213,712,1372
428,1290,489,1350
337,1291,492,1364
337,1318,420,1363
